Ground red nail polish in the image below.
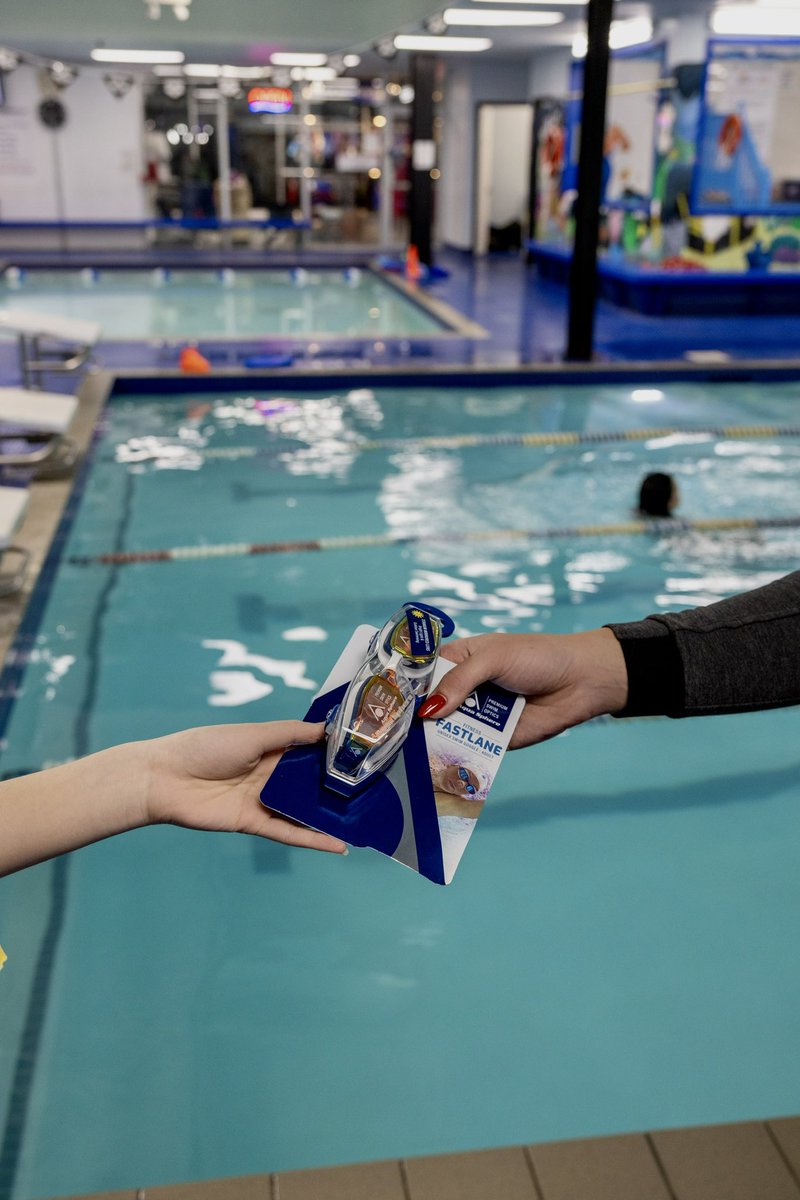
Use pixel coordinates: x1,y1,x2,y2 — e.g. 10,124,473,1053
419,693,447,719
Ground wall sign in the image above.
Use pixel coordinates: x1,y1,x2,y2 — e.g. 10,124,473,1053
247,86,293,115
693,38,800,215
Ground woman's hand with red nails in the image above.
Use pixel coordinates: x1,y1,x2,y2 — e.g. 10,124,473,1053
420,630,628,749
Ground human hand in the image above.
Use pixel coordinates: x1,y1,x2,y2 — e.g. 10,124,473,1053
143,719,347,854
418,630,628,749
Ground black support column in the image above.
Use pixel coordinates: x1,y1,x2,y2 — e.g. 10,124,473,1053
565,0,614,361
408,53,436,266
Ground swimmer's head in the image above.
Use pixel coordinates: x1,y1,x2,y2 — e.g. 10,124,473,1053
638,472,679,518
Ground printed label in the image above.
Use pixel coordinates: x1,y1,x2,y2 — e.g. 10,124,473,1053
457,683,517,732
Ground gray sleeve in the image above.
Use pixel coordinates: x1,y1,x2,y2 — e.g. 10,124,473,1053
607,570,800,717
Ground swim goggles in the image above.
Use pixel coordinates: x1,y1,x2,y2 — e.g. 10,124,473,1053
458,766,477,795
324,602,454,797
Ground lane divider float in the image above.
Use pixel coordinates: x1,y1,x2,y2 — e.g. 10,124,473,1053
111,423,800,464
67,514,800,568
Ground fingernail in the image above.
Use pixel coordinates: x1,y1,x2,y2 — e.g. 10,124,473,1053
419,693,447,719
340,847,349,857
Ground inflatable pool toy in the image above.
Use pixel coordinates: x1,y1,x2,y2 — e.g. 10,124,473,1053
179,346,211,373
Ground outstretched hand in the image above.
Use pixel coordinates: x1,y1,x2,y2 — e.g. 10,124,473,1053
419,629,628,749
144,719,347,854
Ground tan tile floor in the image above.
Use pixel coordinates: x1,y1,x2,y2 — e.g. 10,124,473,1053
0,371,108,667
41,1119,800,1200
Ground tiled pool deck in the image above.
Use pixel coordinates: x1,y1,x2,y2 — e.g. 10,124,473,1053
41,1118,800,1200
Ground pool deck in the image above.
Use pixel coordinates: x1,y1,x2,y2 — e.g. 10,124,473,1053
41,1117,800,1199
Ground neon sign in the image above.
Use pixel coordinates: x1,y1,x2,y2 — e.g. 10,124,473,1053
248,86,293,114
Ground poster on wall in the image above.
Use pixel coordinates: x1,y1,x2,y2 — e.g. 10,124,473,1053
564,42,666,209
529,97,566,241
693,38,800,214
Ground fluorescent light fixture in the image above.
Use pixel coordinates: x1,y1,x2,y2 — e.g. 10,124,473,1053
343,53,361,66
183,63,220,76
479,0,587,3
610,16,652,48
631,389,665,403
711,4,800,34
572,15,653,56
270,52,327,66
224,65,270,79
444,7,563,23
393,33,492,50
301,66,338,80
91,48,185,63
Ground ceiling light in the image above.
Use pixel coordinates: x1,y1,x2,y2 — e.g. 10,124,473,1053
49,61,79,88
145,0,192,17
184,63,220,76
91,49,185,64
163,77,187,98
479,0,587,4
270,52,327,66
343,54,361,67
0,47,21,71
376,38,398,59
218,77,241,97
711,4,800,33
302,66,338,80
426,13,448,33
193,88,220,99
572,15,653,56
222,65,270,79
609,16,652,48
393,34,492,50
103,72,135,98
444,7,563,24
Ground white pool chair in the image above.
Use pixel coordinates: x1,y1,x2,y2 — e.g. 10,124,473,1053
0,308,101,389
0,484,30,596
0,387,79,473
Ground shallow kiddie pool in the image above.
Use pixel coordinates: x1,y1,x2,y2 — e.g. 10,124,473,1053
0,267,454,342
2,373,800,1198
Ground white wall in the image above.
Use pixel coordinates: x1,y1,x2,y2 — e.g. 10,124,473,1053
0,66,146,222
659,12,710,64
437,57,529,251
528,47,572,101
437,64,473,249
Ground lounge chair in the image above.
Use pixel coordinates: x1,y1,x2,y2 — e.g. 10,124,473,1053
0,483,30,596
0,387,79,473
0,308,101,389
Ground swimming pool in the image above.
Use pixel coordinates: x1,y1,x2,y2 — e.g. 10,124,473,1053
2,376,800,1198
0,268,453,342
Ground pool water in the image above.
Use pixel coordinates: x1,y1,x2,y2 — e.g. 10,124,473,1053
2,379,800,1198
0,269,447,340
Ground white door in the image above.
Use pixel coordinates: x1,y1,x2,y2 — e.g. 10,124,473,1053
474,103,533,255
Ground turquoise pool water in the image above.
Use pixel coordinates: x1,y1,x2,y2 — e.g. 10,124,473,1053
0,269,446,340
2,380,800,1197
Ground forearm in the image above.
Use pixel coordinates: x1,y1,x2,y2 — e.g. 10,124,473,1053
0,742,149,877
607,570,800,717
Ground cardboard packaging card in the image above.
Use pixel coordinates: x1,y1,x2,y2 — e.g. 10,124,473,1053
261,622,523,884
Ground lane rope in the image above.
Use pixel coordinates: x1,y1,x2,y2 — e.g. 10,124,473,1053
66,514,800,567
113,423,800,464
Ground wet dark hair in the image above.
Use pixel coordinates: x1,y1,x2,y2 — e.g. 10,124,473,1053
638,472,676,517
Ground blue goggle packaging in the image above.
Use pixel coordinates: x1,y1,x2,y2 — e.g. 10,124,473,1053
260,604,524,885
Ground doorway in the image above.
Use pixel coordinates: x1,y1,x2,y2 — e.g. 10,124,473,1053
474,102,533,255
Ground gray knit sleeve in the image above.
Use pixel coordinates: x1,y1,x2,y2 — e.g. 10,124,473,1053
606,570,800,717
